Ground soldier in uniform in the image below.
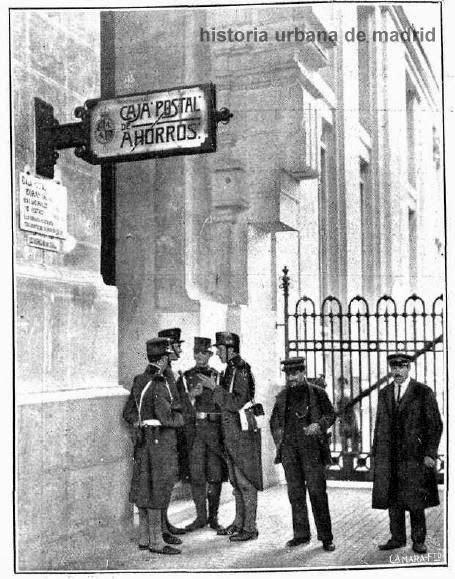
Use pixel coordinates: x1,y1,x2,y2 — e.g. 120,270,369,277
122,337,184,555
373,353,443,554
270,357,336,551
156,328,187,539
177,337,227,532
199,332,263,542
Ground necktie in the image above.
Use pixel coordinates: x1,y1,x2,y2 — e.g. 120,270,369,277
396,383,401,404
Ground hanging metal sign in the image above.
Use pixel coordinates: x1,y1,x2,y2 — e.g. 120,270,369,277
34,83,233,179
88,84,216,161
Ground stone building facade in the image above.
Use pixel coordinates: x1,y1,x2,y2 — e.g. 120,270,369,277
12,4,443,570
12,10,129,570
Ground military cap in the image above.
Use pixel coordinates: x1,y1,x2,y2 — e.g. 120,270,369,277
214,331,240,351
146,337,173,357
157,328,184,344
387,352,413,366
194,337,213,353
281,357,306,372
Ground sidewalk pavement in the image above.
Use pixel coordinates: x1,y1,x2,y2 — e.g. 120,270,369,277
64,483,446,571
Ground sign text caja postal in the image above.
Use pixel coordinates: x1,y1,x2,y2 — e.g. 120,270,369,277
88,83,216,162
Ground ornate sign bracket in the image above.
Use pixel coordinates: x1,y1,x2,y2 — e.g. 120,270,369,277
34,97,90,179
34,83,233,179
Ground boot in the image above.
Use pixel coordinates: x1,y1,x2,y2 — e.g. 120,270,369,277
207,482,222,531
217,488,244,536
149,508,181,555
185,484,207,531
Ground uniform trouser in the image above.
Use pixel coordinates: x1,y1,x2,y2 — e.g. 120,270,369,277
162,428,188,532
138,507,165,548
159,480,177,533
190,481,222,524
191,434,225,482
138,507,150,545
226,455,258,533
162,499,172,533
389,505,426,544
281,441,333,543
190,434,224,521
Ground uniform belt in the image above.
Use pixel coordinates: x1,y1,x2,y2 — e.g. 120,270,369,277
141,419,162,427
196,412,221,421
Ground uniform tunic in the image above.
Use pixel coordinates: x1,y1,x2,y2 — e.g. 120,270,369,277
164,364,191,482
213,355,263,491
177,366,227,483
123,365,184,509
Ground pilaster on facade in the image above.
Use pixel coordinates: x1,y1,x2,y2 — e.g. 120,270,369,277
332,5,363,303
373,7,392,296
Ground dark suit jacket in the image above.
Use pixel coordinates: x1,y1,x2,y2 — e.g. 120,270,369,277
269,379,335,465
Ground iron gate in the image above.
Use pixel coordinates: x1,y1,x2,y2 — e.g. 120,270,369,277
279,267,445,481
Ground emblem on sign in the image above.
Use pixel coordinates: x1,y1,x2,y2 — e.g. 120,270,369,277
94,112,115,145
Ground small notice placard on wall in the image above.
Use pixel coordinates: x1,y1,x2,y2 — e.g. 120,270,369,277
19,172,67,239
27,235,60,252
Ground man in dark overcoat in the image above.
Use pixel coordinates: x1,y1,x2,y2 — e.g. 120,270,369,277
270,357,336,551
199,332,263,542
177,337,227,532
373,353,443,554
123,337,184,555
157,327,188,539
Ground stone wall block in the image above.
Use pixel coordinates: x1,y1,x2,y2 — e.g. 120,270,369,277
66,36,99,97
11,12,28,66
41,401,70,469
16,279,46,391
16,274,118,393
16,395,131,570
29,14,66,86
65,395,130,468
16,405,46,475
12,65,33,164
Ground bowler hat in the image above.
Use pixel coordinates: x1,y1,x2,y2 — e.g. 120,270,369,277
214,332,240,351
281,357,306,372
146,337,173,358
194,337,213,353
158,328,184,344
387,352,413,366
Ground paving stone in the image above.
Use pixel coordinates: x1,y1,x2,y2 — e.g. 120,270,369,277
58,483,446,571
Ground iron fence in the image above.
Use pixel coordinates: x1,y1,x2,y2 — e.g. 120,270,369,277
279,267,445,481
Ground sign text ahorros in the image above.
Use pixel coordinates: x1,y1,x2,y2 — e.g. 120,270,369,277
87,83,216,162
